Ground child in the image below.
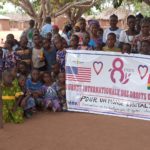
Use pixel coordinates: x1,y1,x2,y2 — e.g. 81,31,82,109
103,33,121,52
52,72,66,111
140,40,150,55
52,25,59,36
18,75,35,118
122,43,131,54
62,37,68,49
32,35,46,71
54,37,66,72
17,61,29,77
42,72,61,111
69,34,81,50
0,48,4,80
3,40,20,70
26,69,43,109
43,38,56,72
16,36,32,70
81,32,94,50
10,67,18,87
51,63,60,82
2,70,24,123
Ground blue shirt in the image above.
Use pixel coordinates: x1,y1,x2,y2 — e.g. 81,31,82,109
26,78,43,92
44,48,56,71
41,24,52,38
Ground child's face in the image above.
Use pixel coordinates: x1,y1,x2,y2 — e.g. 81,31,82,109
20,37,28,47
47,32,52,40
107,35,116,47
70,36,78,48
79,20,86,31
54,38,63,50
83,33,90,45
90,24,98,36
4,42,12,50
43,39,50,49
31,70,40,82
110,17,118,28
127,18,136,30
51,64,60,74
10,67,17,79
122,44,131,53
3,74,12,85
43,73,52,83
19,64,26,74
18,76,26,87
34,36,42,46
58,73,65,84
141,23,150,35
141,41,150,55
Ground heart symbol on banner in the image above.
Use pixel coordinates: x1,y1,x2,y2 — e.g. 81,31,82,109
138,65,148,80
93,61,103,75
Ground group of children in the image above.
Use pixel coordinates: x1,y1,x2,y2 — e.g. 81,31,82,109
0,13,150,123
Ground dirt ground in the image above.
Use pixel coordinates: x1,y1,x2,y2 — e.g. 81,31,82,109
0,112,150,150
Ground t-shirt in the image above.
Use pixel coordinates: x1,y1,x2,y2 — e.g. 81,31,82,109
41,24,52,38
132,34,150,52
2,83,23,101
16,47,32,68
26,78,42,92
32,48,45,69
89,38,102,49
103,46,121,52
103,28,122,46
44,48,56,71
3,50,20,69
119,30,136,44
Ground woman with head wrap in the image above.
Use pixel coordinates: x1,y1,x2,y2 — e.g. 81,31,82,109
88,20,103,50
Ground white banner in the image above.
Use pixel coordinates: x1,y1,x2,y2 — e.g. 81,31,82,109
66,50,150,120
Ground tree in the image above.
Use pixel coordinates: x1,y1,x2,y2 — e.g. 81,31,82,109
3,0,96,28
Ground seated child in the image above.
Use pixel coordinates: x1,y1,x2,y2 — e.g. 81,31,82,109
102,33,121,52
26,69,43,109
2,70,24,123
52,72,66,111
18,75,35,118
140,40,150,55
122,43,131,54
42,72,61,112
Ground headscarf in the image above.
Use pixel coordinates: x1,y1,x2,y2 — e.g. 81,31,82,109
88,19,100,28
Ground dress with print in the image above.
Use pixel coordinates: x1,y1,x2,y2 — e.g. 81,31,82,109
3,50,20,69
2,84,24,123
42,85,61,111
56,50,66,72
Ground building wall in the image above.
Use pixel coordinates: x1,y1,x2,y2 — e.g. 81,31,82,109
0,19,10,30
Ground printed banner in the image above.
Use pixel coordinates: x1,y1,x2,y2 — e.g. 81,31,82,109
66,50,150,120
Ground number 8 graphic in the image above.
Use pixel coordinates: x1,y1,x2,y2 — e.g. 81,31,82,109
110,58,124,83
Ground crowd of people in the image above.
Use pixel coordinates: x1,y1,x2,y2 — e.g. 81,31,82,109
0,13,150,123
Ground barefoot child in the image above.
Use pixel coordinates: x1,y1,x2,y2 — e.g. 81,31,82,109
42,72,61,111
2,70,24,123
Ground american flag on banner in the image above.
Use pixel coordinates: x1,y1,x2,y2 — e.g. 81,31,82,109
66,66,91,82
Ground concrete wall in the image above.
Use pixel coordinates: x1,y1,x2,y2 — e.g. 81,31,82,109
0,19,10,30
